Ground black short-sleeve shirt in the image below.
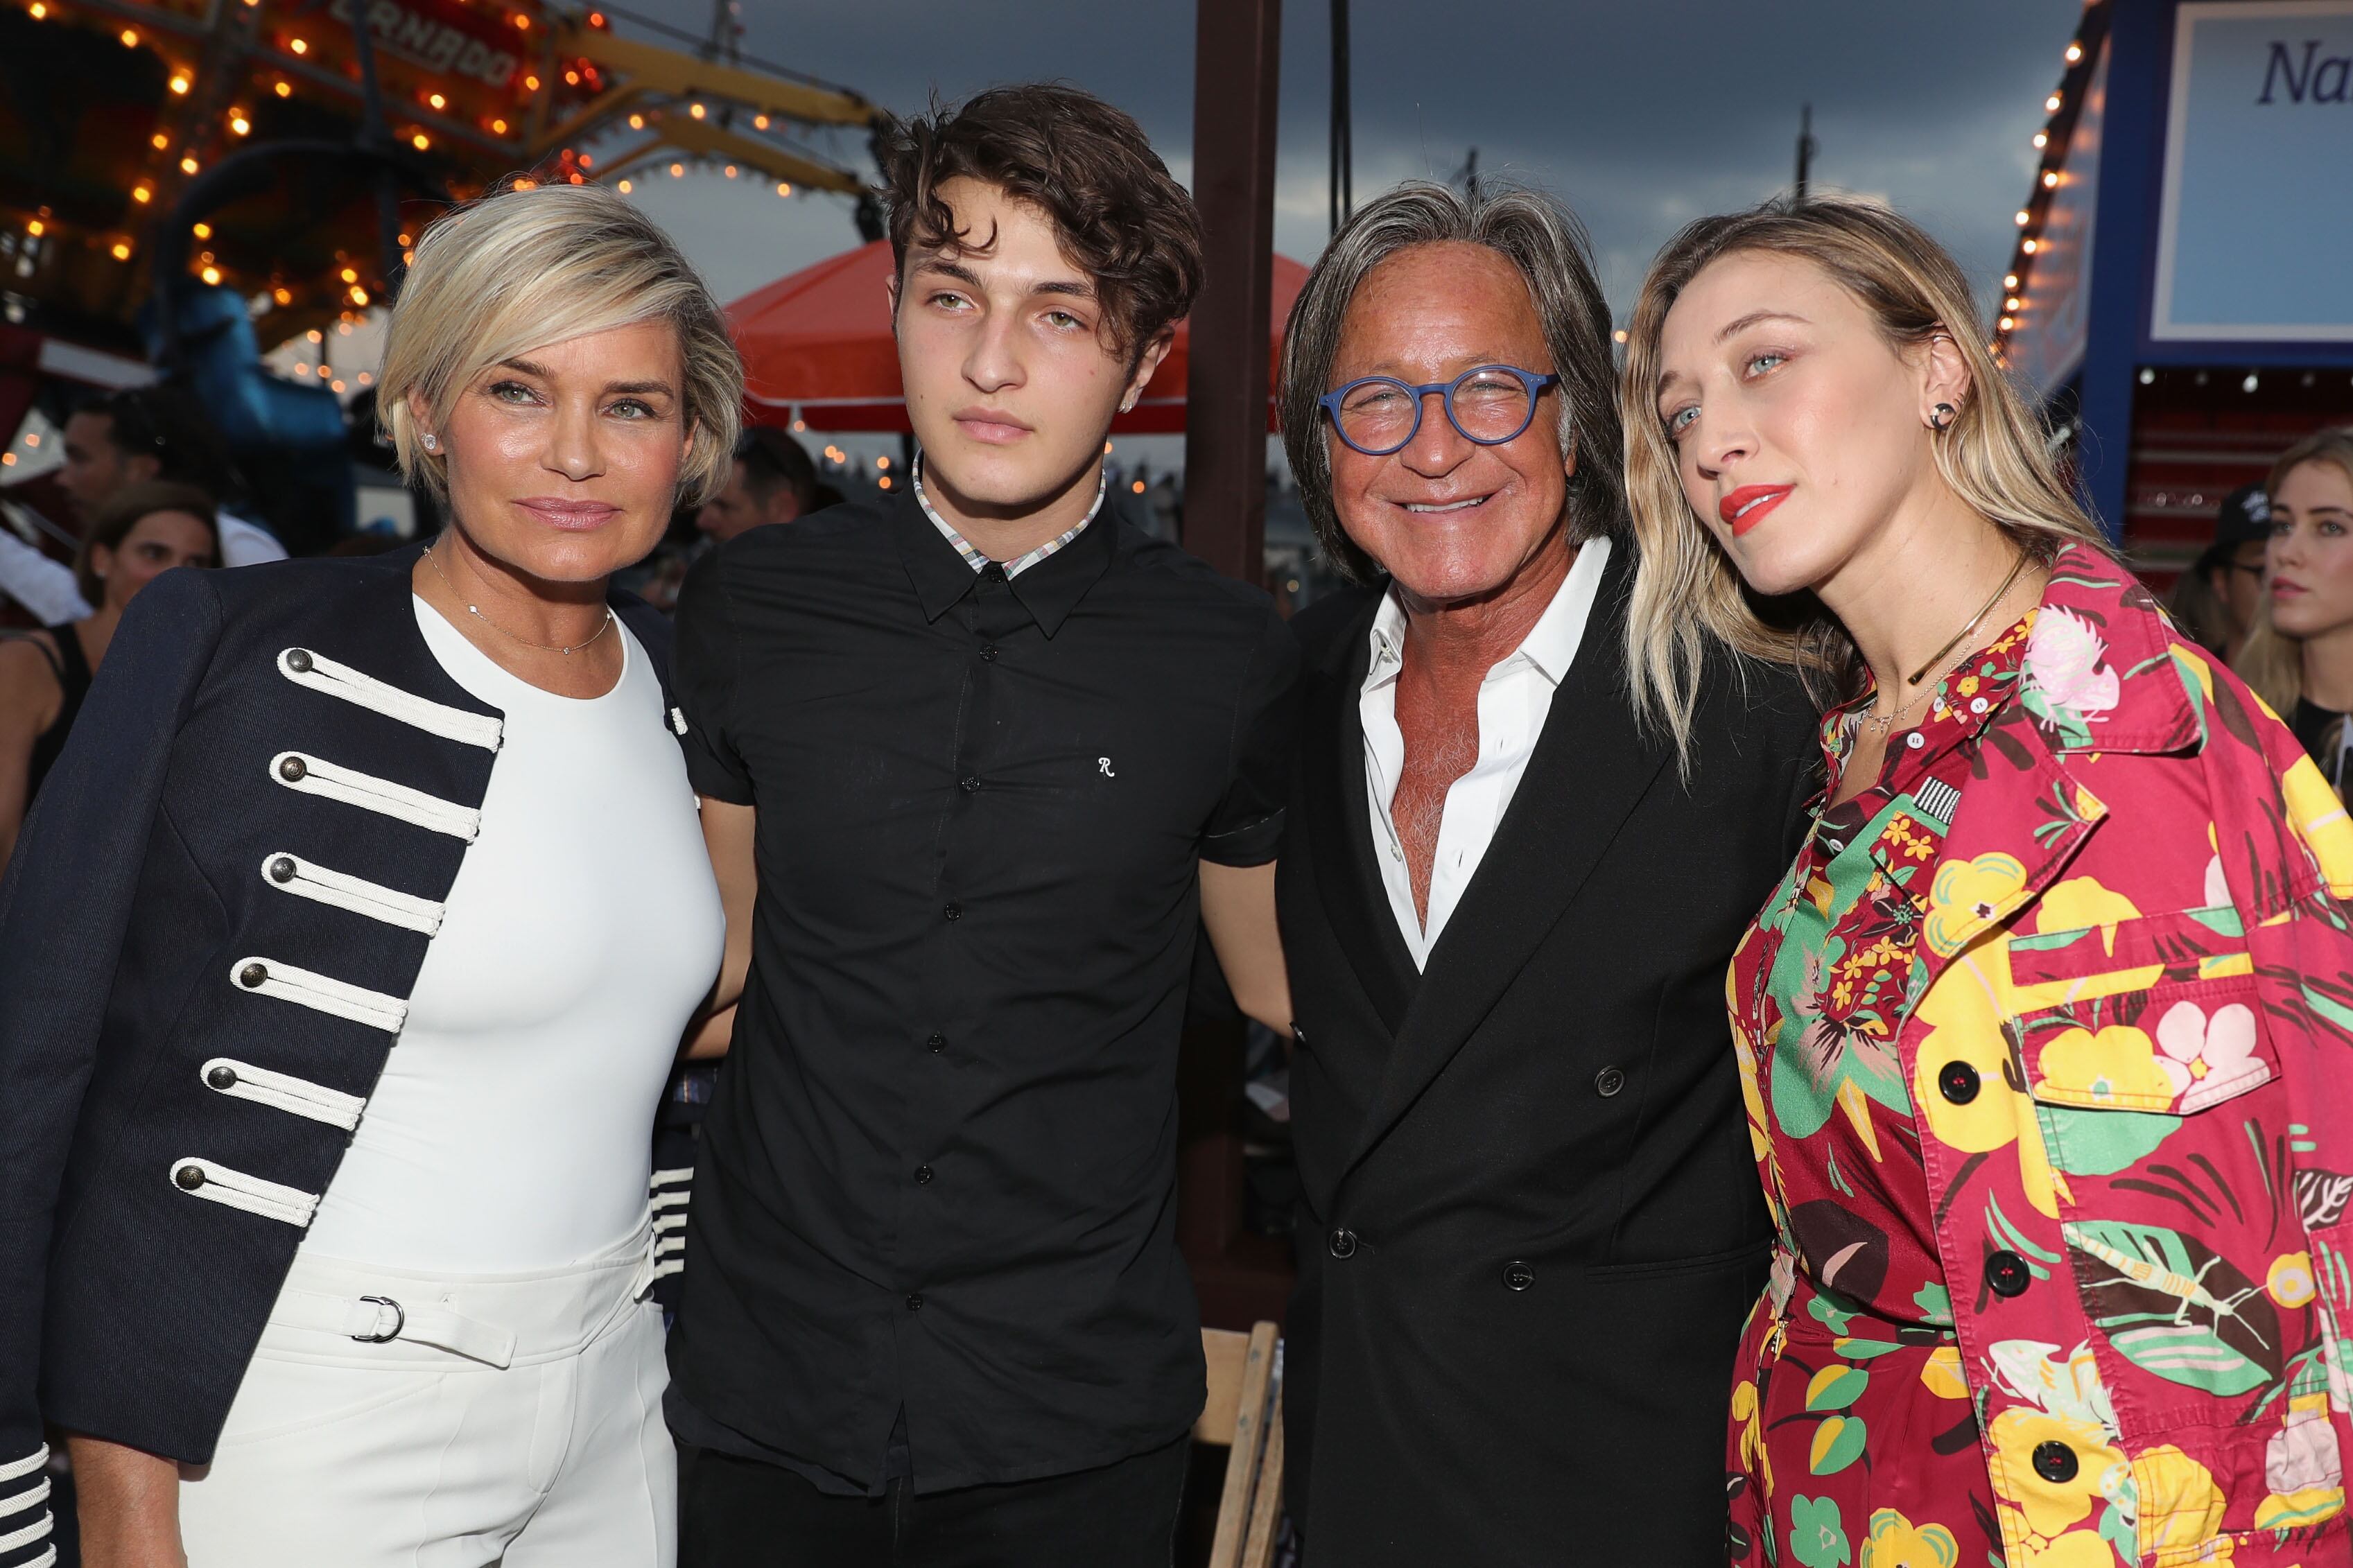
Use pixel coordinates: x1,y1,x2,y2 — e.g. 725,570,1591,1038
666,490,1296,1495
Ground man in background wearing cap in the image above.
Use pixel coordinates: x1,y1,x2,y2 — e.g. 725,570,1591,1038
2169,482,2270,663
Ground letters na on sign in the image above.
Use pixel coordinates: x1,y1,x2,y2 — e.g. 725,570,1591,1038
325,0,521,91
2153,0,2353,341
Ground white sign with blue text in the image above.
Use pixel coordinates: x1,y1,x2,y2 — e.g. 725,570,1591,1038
2153,0,2353,341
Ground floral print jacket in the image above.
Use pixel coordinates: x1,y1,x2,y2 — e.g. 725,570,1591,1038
1751,545,2353,1567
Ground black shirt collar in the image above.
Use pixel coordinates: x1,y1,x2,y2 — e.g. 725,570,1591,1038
887,486,1120,638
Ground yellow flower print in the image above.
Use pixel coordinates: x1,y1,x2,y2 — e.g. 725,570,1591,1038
2009,1531,2119,1568
2133,1444,2227,1559
2032,877,2161,989
2281,752,2353,891
1913,964,2063,1217
2267,1251,2318,1310
1925,853,2029,956
1918,1345,1970,1400
1988,1406,2126,1539
1958,674,1982,697
2035,1025,2173,1108
1861,1508,1959,1568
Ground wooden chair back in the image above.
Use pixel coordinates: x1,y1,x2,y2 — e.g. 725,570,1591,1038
1194,1322,1285,1568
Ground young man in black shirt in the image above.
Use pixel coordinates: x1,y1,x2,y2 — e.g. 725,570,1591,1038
669,85,1297,1565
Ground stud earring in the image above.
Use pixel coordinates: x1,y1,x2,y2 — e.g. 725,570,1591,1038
1928,403,1957,432
421,433,439,451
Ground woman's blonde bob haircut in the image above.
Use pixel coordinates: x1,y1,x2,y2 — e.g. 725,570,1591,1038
2234,427,2353,717
1619,195,2108,760
377,182,743,508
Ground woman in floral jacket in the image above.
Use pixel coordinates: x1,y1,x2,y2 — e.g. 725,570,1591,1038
1621,195,2353,1568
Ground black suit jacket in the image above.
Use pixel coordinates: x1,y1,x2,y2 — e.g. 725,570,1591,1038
0,546,677,1567
1279,541,1818,1566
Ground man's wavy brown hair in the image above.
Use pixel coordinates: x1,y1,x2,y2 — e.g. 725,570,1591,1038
876,85,1204,365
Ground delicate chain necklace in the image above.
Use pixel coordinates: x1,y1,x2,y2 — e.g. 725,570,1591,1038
1856,551,2033,738
424,541,615,656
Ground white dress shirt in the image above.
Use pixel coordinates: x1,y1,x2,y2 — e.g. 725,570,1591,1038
1360,535,1611,968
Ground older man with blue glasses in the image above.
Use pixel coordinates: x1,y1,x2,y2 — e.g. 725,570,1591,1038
1271,180,1818,1565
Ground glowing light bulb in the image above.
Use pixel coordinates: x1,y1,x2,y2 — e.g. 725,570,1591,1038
775,182,791,198
169,73,190,94
2015,209,2031,227
153,132,170,148
724,165,738,178
428,93,446,110
628,114,643,130
193,222,212,238
230,114,250,134
25,220,42,236
690,103,706,119
523,74,540,90
2003,273,2018,289
349,286,369,305
273,286,292,304
669,163,684,177
28,3,44,17
2005,295,2022,311
132,184,152,203
491,118,507,134
2032,131,2049,149
111,241,131,260
340,267,357,282
617,179,633,193
274,80,291,98
1999,315,2015,331
1132,480,1145,494
331,380,345,393
200,265,221,284
2041,170,2058,189
2022,238,2040,254
2066,42,2083,63
2045,93,2062,112
411,132,429,150
289,36,306,53
754,114,770,130
119,26,138,45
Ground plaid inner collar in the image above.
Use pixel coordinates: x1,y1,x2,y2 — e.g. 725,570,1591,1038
912,454,1106,578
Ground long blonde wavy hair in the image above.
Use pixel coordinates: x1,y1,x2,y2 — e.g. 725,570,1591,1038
2234,428,2353,720
1618,196,2109,761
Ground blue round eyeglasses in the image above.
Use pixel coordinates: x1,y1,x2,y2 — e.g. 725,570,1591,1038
1317,364,1561,457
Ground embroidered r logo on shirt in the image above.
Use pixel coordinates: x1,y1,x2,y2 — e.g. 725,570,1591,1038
1098,758,1116,778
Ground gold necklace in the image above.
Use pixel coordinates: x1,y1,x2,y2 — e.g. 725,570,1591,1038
1858,550,2033,737
424,541,615,656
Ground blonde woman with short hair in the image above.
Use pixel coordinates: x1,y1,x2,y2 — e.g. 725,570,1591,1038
2237,428,2353,795
0,182,740,1568
1625,196,2353,1568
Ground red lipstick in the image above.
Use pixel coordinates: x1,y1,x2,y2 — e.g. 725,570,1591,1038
1719,485,1791,537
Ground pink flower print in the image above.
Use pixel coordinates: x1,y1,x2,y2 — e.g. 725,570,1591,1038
2026,607,2120,717
2156,1000,2268,1112
2267,1405,2343,1496
2204,853,2231,909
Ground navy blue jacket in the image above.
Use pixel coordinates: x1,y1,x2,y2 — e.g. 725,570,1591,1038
0,544,678,1566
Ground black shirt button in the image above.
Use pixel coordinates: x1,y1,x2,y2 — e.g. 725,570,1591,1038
981,562,1007,584
277,756,307,783
960,776,981,794
926,1032,946,1053
284,648,313,673
980,646,999,663
207,1065,237,1090
914,1165,933,1185
2031,1440,2079,1483
174,1163,206,1190
238,962,268,988
1595,1066,1626,1098
944,903,962,922
1502,1260,1536,1291
906,1293,924,1312
1327,1228,1357,1259
1987,1250,2031,1297
268,856,297,884
1939,1061,1981,1104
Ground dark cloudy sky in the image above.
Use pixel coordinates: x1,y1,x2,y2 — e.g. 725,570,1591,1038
609,0,2083,320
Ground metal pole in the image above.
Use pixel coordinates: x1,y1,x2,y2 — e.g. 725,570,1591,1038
1183,0,1280,586
1795,103,1816,201
1329,0,1351,234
